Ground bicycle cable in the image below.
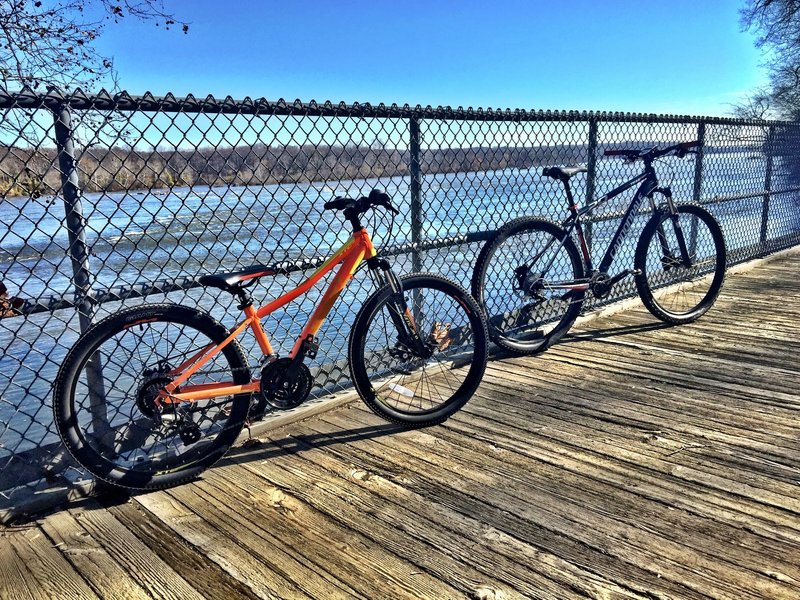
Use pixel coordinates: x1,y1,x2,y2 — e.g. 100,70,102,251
351,203,397,278
654,156,677,190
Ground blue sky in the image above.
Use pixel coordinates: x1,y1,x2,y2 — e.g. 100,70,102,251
94,0,765,117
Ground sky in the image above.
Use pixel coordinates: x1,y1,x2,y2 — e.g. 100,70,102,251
91,0,766,118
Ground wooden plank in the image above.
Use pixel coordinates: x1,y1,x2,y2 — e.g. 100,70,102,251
108,501,261,600
222,434,609,599
316,409,797,600
172,466,458,600
428,411,800,574
476,369,800,491
297,409,714,600
134,491,314,599
542,343,800,413
316,408,796,600
64,506,207,600
417,406,800,581
458,377,800,538
39,510,150,600
208,459,515,599
1,527,99,600
486,357,800,441
484,361,800,463
445,400,800,546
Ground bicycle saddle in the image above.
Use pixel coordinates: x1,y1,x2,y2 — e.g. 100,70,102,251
542,166,588,182
198,264,278,292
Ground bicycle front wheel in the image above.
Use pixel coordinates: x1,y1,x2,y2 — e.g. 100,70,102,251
471,217,586,355
53,304,252,490
634,204,726,324
349,274,488,426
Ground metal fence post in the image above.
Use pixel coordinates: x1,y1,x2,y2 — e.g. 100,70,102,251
692,122,706,204
409,116,423,274
760,125,776,250
53,105,94,331
585,117,598,254
689,121,707,256
53,105,109,428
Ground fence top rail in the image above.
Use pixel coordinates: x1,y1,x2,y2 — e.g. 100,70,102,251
1,87,799,127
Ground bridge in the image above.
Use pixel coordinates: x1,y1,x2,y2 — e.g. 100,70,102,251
2,249,797,599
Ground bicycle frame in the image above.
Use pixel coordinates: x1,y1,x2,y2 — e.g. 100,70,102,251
566,170,658,273
158,228,378,404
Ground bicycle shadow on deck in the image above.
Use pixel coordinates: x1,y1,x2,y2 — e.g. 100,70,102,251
487,320,676,363
219,421,407,467
557,320,675,345
83,422,406,513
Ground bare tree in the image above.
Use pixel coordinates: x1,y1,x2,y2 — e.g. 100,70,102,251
739,0,800,119
0,0,187,91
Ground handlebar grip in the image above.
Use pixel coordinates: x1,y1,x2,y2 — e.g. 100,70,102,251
367,188,400,214
542,167,560,178
604,149,637,156
323,197,350,211
675,140,701,158
368,189,389,204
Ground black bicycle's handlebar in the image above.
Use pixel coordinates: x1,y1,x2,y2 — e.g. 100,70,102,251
604,140,700,161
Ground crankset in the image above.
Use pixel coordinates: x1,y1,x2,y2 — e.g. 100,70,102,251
589,269,641,299
252,357,313,418
589,272,613,299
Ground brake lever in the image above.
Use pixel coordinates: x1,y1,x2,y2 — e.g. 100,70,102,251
381,201,400,215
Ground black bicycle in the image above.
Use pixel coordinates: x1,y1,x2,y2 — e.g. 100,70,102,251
471,141,727,355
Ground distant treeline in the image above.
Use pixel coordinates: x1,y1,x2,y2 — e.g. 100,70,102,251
0,135,795,199
0,142,593,199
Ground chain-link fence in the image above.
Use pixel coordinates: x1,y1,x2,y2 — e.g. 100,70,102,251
1,88,798,520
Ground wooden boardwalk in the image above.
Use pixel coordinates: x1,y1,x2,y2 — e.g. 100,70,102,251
2,250,799,599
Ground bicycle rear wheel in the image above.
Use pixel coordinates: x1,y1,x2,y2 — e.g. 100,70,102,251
53,304,252,490
349,274,488,426
634,204,726,324
471,217,586,355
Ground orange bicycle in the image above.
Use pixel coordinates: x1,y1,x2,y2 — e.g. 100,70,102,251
53,190,488,490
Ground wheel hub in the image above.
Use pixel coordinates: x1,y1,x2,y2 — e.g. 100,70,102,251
136,372,174,419
514,264,547,300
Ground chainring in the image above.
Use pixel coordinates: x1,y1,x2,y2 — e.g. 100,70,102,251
589,271,612,299
252,357,313,417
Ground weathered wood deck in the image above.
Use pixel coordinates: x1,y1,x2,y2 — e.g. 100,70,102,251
2,250,799,599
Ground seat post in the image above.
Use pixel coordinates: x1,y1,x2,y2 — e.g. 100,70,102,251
235,288,253,310
562,179,577,211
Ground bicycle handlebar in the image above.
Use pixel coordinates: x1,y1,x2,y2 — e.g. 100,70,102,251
603,140,700,161
323,198,350,211
324,189,400,216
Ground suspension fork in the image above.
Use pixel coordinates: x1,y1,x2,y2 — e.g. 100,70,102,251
652,187,693,267
368,259,427,354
